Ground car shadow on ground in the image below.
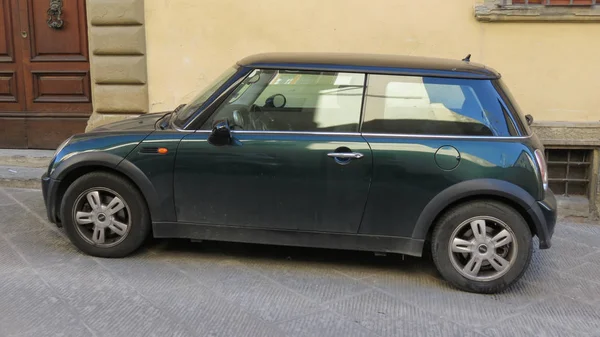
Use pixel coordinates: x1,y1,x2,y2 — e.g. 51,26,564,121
144,237,440,279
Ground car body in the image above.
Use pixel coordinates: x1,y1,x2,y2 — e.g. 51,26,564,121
41,52,556,293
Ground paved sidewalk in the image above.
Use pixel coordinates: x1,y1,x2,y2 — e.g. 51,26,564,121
0,149,53,189
1,187,600,337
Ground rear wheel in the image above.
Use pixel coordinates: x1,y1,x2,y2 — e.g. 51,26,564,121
60,172,151,258
431,200,532,293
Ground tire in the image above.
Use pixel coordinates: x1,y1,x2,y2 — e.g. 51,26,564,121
431,200,532,294
60,171,151,258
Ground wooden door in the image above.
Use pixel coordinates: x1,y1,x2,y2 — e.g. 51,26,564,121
0,0,91,149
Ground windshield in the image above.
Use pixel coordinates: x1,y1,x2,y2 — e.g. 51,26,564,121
172,66,238,127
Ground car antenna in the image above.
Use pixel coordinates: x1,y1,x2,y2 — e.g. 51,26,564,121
462,54,471,62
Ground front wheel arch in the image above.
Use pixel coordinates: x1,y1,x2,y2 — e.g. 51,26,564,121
54,162,162,224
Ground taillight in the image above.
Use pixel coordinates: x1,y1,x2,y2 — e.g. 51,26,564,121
534,149,548,191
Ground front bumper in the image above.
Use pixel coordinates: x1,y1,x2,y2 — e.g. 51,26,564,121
527,189,557,249
41,172,60,226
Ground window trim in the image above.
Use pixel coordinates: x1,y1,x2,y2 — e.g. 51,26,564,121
248,63,497,80
193,130,363,137
192,129,531,140
192,129,532,142
491,80,529,137
358,73,369,134
359,132,531,140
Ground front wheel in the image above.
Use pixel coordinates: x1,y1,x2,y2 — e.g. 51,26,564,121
431,201,532,293
60,172,151,258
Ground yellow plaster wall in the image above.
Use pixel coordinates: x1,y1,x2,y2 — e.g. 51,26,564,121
144,0,600,122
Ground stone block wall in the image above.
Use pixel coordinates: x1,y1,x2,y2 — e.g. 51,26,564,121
532,122,600,220
85,0,148,130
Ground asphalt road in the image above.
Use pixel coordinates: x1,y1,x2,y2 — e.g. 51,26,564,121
1,187,600,337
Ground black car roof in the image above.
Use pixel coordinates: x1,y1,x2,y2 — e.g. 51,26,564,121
237,52,500,79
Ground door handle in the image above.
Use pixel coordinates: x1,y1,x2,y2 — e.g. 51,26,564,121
327,152,364,159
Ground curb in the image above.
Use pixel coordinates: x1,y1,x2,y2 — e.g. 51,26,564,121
0,178,41,190
0,150,51,190
0,149,53,168
0,166,45,190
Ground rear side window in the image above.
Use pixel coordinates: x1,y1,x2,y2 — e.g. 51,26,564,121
362,75,517,136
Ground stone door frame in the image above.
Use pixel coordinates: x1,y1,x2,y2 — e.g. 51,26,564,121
85,0,148,130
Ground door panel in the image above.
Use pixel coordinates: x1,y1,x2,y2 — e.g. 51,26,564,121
34,72,86,99
0,71,17,101
31,70,91,104
174,131,373,233
0,0,14,62
0,0,91,148
25,0,87,61
0,0,25,111
21,0,91,113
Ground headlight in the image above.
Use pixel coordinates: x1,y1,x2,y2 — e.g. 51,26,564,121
53,136,72,158
48,137,72,175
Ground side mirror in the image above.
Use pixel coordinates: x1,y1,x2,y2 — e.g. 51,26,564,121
525,114,534,126
208,119,232,146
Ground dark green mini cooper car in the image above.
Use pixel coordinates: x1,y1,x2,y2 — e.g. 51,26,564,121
42,53,556,293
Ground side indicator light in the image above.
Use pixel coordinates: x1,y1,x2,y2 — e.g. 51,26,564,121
158,147,168,154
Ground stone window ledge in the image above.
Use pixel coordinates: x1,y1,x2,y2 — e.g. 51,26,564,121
474,4,600,22
532,121,600,146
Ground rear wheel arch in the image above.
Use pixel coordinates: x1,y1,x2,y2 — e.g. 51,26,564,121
424,195,536,244
412,179,539,247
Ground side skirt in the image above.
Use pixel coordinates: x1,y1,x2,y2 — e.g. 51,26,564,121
152,222,425,257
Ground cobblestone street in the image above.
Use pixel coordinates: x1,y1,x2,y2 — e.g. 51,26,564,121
1,187,599,337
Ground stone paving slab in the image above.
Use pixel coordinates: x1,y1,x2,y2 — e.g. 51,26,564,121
0,187,599,337
0,166,45,189
0,149,54,168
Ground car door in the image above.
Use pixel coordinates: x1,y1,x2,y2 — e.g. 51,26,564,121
173,69,372,233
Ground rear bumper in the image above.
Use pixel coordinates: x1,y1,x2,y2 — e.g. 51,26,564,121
527,189,557,249
41,172,60,225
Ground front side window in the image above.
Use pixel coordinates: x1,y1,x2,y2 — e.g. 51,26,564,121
362,74,516,136
202,69,365,132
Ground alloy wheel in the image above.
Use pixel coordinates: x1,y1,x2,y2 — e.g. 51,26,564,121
448,216,518,282
72,187,132,247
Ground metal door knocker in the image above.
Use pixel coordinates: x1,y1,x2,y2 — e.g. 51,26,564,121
47,0,64,29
